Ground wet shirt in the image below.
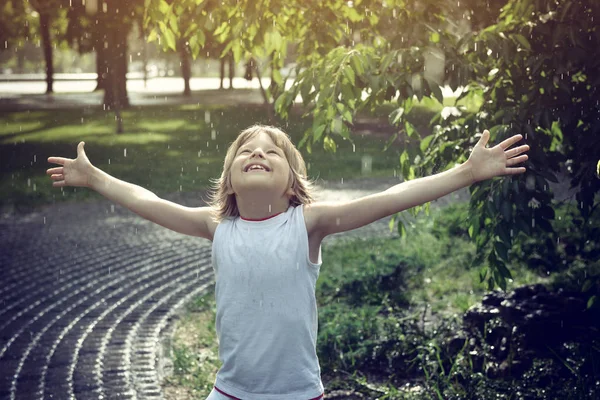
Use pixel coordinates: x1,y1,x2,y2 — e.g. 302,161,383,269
210,204,324,400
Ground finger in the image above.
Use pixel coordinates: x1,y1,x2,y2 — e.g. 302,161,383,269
48,157,70,165
498,134,523,150
52,180,66,187
50,174,64,181
507,145,530,157
46,167,63,175
507,155,528,166
77,141,86,157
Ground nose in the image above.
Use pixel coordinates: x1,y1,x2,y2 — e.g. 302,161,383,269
250,148,265,158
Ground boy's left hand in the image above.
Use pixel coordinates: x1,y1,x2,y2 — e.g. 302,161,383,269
467,129,530,183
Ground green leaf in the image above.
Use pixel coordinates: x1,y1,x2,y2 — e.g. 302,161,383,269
158,0,170,14
514,34,531,50
383,133,398,152
479,266,488,283
313,124,326,142
324,136,337,153
273,69,283,86
336,103,353,124
430,32,440,43
420,134,434,152
342,65,355,85
389,108,404,126
147,29,158,43
405,121,416,138
582,279,593,293
494,240,509,263
587,295,598,309
397,219,406,237
163,28,177,51
350,54,365,75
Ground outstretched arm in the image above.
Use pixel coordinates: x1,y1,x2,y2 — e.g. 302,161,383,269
308,130,529,238
47,142,216,240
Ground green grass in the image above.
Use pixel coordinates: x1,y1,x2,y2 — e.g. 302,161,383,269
0,104,408,211
162,290,221,400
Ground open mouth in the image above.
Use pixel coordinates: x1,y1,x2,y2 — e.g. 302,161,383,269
244,164,271,172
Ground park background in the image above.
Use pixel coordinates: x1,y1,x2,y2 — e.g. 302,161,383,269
1,0,599,399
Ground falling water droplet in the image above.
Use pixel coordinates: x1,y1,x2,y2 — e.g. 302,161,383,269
124,148,127,157
111,205,115,213
211,129,217,140
205,111,210,123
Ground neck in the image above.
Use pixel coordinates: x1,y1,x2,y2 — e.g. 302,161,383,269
235,192,290,220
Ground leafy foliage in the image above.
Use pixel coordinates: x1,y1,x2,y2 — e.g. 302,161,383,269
143,0,600,294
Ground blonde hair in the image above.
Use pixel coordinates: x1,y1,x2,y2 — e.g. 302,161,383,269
205,125,316,223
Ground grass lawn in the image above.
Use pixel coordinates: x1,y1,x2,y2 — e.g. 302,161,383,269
0,91,478,212
1,104,408,211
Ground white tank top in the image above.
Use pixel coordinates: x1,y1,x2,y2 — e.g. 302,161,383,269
211,204,325,399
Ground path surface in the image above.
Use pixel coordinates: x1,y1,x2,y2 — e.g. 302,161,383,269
0,177,471,400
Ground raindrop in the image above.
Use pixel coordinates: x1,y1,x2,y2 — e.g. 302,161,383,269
108,159,111,164
27,178,31,187
111,205,115,213
43,217,46,224
33,183,36,191
198,151,202,157
211,129,217,140
205,111,210,123
336,217,341,226
33,155,36,163
269,204,272,212
341,178,344,184
352,143,355,152
531,218,535,228
180,185,182,191
124,148,127,157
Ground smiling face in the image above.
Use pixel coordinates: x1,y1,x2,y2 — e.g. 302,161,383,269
227,131,295,200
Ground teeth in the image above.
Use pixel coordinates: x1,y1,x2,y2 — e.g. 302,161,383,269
248,165,266,171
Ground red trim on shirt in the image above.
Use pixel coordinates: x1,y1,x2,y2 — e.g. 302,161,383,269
240,212,283,221
214,386,324,400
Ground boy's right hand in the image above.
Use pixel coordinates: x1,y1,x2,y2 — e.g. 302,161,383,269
47,142,95,188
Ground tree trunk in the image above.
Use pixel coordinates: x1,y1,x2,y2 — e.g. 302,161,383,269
94,38,107,92
103,26,129,111
180,41,191,96
228,53,234,90
116,31,129,108
219,58,225,89
254,62,275,122
39,12,53,94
